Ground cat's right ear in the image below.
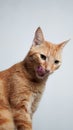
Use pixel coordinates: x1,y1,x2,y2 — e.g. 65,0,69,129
32,27,44,46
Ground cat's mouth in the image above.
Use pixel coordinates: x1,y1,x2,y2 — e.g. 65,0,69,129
36,66,49,79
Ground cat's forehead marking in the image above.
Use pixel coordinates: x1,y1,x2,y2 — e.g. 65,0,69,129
45,41,57,56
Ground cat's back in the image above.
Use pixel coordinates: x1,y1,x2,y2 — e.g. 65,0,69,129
0,62,23,79
0,62,27,97
0,62,25,90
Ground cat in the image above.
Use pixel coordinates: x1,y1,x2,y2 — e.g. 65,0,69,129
0,27,69,130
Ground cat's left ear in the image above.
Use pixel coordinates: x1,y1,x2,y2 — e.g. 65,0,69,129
32,27,44,46
58,39,70,51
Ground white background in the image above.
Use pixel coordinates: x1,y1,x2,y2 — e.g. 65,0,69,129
0,0,73,130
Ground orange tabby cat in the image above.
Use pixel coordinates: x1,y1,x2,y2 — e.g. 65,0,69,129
0,27,69,130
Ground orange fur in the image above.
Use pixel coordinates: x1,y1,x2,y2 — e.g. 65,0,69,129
0,27,69,130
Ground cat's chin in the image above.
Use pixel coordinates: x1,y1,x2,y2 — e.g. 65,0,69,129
36,73,46,79
36,72,49,80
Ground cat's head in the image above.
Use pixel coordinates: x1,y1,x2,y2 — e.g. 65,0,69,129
25,27,70,80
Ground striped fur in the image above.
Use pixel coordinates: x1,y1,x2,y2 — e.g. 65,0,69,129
0,27,69,130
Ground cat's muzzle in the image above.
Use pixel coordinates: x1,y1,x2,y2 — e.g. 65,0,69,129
36,66,50,79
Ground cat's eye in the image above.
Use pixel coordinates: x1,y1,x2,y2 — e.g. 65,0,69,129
54,60,60,64
40,54,46,60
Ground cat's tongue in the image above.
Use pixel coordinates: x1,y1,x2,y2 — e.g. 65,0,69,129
36,66,45,77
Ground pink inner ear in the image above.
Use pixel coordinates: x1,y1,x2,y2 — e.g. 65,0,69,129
33,27,44,46
34,39,40,45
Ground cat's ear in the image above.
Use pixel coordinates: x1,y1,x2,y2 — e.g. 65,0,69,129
58,39,70,51
32,27,44,46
